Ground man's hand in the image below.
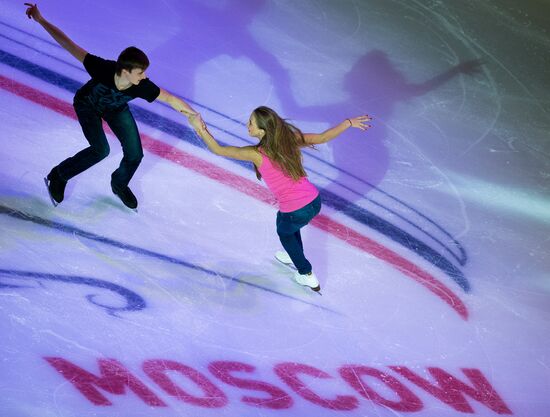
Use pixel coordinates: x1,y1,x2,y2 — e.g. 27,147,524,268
25,3,43,23
23,2,87,62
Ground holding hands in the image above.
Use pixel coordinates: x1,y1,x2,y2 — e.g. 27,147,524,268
188,113,206,132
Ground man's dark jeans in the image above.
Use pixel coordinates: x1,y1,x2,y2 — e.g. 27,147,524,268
56,102,143,188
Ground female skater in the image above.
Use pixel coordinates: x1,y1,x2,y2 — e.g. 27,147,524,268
189,107,371,291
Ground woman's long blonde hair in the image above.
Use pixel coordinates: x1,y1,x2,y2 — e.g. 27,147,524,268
253,106,313,181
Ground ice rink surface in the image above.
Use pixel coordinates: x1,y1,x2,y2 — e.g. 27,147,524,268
1,1,549,416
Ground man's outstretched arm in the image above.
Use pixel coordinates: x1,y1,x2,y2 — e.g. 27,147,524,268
156,88,198,117
25,3,87,63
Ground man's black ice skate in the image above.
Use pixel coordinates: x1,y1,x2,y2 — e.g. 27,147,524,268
44,168,67,207
111,182,138,210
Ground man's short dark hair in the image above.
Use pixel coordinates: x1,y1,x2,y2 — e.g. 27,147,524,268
116,46,149,75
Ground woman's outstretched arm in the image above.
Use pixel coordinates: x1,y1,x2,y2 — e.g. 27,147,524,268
303,115,372,145
189,114,261,165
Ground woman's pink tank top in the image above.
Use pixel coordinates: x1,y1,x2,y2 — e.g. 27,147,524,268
257,149,319,213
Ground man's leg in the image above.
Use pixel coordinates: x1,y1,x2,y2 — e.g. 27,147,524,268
47,104,110,204
106,108,143,187
105,108,143,209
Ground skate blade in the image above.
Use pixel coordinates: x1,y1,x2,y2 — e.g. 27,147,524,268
119,202,138,213
44,177,58,207
295,281,322,295
112,190,138,212
310,285,322,295
300,284,322,296
119,204,138,213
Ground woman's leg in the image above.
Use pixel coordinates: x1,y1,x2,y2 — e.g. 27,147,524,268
277,221,312,275
294,230,304,251
276,195,321,275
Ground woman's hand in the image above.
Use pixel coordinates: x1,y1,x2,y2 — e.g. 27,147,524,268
347,115,372,131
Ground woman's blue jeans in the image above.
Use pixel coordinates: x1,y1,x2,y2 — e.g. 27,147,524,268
276,194,321,275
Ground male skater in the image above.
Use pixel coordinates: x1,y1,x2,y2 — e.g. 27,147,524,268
25,3,198,209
